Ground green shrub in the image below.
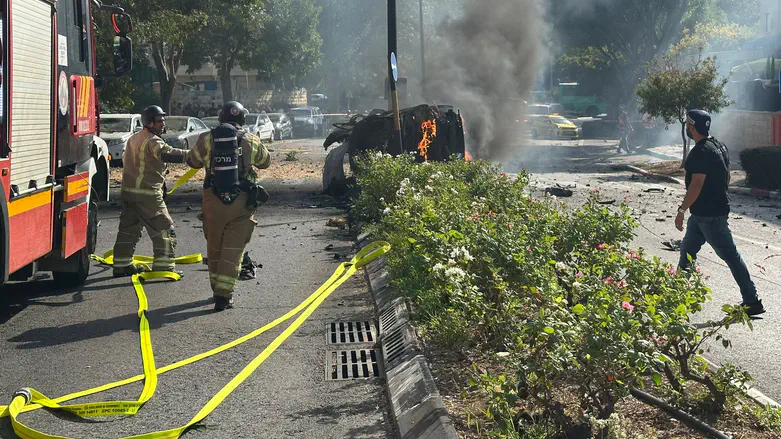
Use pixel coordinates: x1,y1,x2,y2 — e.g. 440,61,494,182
354,154,753,434
739,146,781,190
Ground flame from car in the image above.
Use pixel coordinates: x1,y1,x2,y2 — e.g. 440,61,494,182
418,119,437,161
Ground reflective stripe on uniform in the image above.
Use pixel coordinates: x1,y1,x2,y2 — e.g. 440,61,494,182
214,281,235,292
135,137,150,189
122,187,158,196
204,134,213,170
214,137,237,142
214,166,238,171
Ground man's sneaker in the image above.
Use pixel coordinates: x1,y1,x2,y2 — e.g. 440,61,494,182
214,297,234,312
741,300,766,317
113,265,148,278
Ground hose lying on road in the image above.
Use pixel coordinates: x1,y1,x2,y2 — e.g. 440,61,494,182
630,387,732,439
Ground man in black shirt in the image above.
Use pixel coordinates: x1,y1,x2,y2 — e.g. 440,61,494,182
676,109,764,316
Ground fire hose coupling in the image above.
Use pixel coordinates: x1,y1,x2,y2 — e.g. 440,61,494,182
12,388,32,404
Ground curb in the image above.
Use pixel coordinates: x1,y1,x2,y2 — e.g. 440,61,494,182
611,164,683,185
728,186,781,200
701,358,780,408
357,237,459,439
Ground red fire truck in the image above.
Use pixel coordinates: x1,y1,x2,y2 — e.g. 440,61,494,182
0,0,133,287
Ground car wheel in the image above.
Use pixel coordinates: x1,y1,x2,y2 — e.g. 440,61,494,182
274,130,281,141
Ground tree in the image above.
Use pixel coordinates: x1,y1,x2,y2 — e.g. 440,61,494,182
259,0,323,90
636,55,730,166
135,7,207,112
183,0,267,103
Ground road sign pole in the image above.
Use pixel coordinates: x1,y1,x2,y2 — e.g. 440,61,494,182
388,0,404,153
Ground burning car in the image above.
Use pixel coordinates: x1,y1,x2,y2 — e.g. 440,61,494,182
322,104,466,194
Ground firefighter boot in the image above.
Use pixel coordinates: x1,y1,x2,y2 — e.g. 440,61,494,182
113,264,150,278
214,296,234,312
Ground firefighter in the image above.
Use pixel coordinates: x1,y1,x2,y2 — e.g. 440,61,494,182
186,101,271,311
617,107,633,154
112,105,189,277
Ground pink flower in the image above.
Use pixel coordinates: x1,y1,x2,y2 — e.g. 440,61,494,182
624,196,633,202
705,274,711,280
575,272,584,279
616,280,629,288
604,276,615,285
696,267,701,273
597,243,607,250
667,267,677,276
622,301,635,312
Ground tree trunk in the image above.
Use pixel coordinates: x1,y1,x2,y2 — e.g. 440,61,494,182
680,121,689,168
151,44,176,113
219,65,233,103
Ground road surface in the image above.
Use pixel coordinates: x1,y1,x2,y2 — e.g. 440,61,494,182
0,138,394,439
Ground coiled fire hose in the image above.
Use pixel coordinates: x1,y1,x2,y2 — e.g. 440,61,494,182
0,241,390,439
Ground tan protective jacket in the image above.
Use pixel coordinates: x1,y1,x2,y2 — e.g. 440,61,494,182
186,128,270,181
121,129,188,196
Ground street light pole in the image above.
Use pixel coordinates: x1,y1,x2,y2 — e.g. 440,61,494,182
388,0,403,153
419,0,426,99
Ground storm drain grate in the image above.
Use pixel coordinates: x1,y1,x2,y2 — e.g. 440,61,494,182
383,326,408,366
326,349,381,380
379,306,399,333
327,321,376,345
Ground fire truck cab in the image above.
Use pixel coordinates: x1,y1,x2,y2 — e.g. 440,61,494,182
0,0,133,287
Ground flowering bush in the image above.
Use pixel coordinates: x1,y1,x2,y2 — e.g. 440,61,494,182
353,153,752,434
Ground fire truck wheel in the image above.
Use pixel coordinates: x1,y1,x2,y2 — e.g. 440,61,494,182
53,200,98,288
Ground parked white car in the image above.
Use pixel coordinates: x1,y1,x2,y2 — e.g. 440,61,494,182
100,113,142,166
245,113,275,142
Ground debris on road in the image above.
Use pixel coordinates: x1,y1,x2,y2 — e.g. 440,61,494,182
656,218,666,222
662,240,682,251
644,186,666,193
326,217,348,229
598,199,616,205
545,186,574,197
325,244,334,250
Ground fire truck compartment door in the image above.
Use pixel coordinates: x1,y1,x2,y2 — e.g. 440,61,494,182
11,0,53,188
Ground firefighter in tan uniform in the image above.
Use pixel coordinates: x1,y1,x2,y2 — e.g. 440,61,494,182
112,105,189,277
186,101,271,311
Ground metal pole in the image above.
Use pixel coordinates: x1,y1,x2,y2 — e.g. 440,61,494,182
419,0,426,99
388,0,403,151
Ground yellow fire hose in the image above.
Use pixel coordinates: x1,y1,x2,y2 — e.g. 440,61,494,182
0,241,390,439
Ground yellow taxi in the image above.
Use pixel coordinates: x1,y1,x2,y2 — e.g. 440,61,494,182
529,114,579,139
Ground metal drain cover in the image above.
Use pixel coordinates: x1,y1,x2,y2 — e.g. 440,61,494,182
326,349,381,380
327,321,376,345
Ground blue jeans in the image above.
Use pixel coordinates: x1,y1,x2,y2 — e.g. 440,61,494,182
679,215,759,304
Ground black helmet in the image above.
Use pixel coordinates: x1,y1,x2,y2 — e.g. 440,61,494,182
219,101,248,125
141,105,166,127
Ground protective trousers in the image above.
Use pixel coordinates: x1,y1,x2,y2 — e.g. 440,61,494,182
113,192,177,272
202,190,257,299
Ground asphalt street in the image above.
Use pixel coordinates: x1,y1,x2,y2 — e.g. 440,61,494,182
0,139,394,438
503,137,781,403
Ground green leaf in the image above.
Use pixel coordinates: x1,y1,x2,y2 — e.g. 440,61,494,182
543,327,555,334
407,237,417,244
572,304,586,314
675,304,687,315
652,373,662,386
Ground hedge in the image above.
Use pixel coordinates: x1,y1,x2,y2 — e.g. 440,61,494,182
739,146,781,190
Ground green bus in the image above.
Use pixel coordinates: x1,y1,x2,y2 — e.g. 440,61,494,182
558,83,606,118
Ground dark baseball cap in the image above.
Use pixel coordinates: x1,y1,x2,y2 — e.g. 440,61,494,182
687,109,711,135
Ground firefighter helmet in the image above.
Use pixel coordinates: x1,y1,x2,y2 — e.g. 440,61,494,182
141,105,167,127
219,101,248,125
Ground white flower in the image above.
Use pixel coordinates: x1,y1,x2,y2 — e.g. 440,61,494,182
572,282,583,291
450,246,474,262
555,262,568,271
433,263,446,272
444,267,466,279
382,207,391,215
425,185,433,191
448,259,457,266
